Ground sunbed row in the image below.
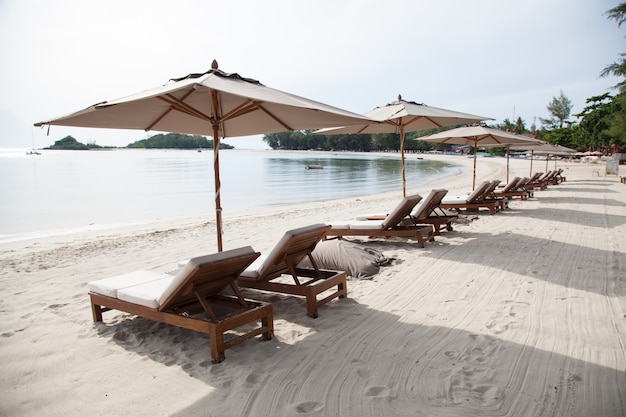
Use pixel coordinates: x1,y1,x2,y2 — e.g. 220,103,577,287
87,173,562,363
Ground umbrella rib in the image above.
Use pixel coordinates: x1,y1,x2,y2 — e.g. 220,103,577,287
406,115,443,129
156,94,213,123
383,119,401,133
146,90,199,131
257,105,293,131
217,99,292,132
221,99,262,120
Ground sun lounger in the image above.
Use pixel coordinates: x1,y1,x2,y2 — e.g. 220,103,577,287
493,177,532,200
525,172,548,190
356,189,458,234
439,181,499,214
492,177,529,200
553,168,566,183
543,170,564,185
238,224,347,319
482,180,508,210
88,247,274,363
325,195,436,247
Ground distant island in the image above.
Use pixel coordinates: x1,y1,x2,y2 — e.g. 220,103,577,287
45,133,234,150
127,133,233,150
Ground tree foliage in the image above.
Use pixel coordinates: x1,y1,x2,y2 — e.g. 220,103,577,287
540,90,573,129
127,133,233,149
602,2,626,92
46,136,91,150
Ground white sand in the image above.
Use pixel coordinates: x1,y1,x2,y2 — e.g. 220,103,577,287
1,154,625,416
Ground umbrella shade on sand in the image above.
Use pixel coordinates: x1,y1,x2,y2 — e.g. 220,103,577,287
419,125,542,189
35,60,374,251
314,96,491,196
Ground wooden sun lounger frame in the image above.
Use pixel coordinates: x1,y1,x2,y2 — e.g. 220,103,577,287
90,248,274,364
359,189,458,234
238,224,347,319
492,177,532,200
439,181,500,215
406,189,459,234
525,172,548,191
325,195,436,247
482,180,508,210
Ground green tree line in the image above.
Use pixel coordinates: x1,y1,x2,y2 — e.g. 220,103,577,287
45,133,234,150
127,133,233,149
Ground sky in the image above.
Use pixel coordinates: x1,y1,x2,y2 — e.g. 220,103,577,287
0,0,623,150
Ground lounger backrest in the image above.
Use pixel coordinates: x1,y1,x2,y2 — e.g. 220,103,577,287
466,181,491,203
381,194,423,229
515,177,530,190
251,224,330,281
411,189,447,220
158,246,260,310
500,177,520,193
484,180,501,196
529,172,542,182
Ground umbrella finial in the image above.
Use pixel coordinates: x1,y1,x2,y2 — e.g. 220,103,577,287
398,94,402,102
211,59,219,70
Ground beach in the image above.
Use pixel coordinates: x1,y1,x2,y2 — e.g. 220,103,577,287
1,154,624,416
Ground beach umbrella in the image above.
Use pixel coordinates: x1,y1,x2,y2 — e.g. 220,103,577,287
510,143,575,175
35,60,374,251
314,96,491,196
418,125,542,189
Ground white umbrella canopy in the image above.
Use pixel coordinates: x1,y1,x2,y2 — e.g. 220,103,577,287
314,96,492,196
35,60,374,251
510,143,575,175
418,125,543,189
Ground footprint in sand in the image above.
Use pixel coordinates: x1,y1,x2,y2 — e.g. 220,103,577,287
245,372,261,384
293,401,324,414
365,386,390,397
356,368,372,379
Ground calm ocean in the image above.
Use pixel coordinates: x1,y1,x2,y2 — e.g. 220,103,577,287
0,148,460,241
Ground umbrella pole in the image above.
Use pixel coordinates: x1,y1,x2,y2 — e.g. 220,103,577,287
212,124,224,252
530,150,534,176
400,127,406,197
472,140,477,190
506,146,510,183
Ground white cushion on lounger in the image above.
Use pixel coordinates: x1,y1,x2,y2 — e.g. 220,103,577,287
329,221,353,229
240,254,267,279
442,195,468,203
159,248,257,305
346,220,385,230
354,213,385,221
88,271,169,298
240,224,328,280
117,276,175,309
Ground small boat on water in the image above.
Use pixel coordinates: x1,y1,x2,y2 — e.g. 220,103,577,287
305,164,323,170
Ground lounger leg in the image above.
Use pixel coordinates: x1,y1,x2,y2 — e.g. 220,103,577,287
210,327,226,364
91,301,103,322
261,315,273,341
306,293,319,319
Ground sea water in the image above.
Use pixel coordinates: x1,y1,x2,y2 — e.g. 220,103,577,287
0,148,461,241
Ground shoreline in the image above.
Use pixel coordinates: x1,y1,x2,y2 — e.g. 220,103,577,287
0,150,470,245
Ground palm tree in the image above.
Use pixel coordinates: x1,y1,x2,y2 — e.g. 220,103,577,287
601,3,626,92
